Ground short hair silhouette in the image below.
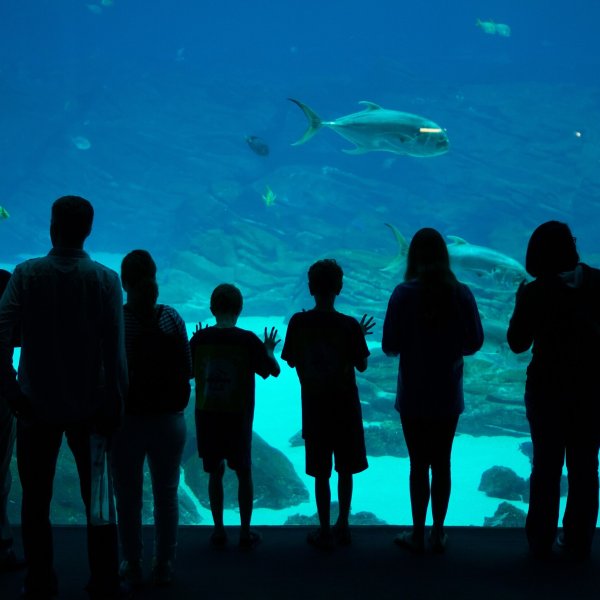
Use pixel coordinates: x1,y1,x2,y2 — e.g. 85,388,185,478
211,283,243,316
308,259,343,296
50,196,94,246
525,221,579,278
405,227,454,282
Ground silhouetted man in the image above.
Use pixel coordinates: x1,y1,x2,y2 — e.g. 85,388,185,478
0,268,25,572
0,196,128,598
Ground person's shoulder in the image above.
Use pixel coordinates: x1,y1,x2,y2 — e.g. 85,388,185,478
457,281,475,297
233,326,262,344
91,260,120,283
15,255,49,272
581,263,600,282
333,311,359,326
392,280,417,296
160,304,184,321
288,311,307,322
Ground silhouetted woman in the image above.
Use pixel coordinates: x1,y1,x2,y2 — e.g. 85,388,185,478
382,228,483,552
112,250,192,585
508,221,600,559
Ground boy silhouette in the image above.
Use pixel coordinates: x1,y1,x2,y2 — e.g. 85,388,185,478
190,284,280,548
282,259,374,548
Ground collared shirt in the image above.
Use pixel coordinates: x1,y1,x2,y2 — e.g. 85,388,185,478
0,247,127,424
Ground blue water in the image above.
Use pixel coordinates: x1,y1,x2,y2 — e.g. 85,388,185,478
1,0,599,526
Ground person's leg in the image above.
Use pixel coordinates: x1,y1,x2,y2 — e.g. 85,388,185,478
17,419,62,595
67,424,120,596
526,405,565,555
562,419,599,558
0,399,16,561
337,472,353,528
400,416,429,544
315,475,331,533
146,413,186,565
430,416,459,537
236,467,254,540
305,438,334,548
208,462,226,537
110,415,146,582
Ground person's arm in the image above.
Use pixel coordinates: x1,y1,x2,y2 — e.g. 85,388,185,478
98,273,127,435
0,271,24,412
172,309,193,379
353,317,370,373
507,281,534,354
381,288,401,357
461,285,484,356
280,316,296,368
263,326,281,377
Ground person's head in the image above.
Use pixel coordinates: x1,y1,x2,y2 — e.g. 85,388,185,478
525,221,579,278
121,249,158,306
308,259,343,299
405,227,453,282
210,283,243,319
0,269,11,298
50,196,94,248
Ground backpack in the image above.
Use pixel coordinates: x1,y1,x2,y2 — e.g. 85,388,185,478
125,305,190,415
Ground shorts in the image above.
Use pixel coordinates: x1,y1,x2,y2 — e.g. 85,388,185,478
195,410,252,473
304,431,368,478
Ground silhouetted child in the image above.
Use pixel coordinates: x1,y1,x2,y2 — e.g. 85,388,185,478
190,284,280,549
282,259,374,548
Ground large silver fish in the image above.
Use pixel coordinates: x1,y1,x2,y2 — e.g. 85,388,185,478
289,98,449,157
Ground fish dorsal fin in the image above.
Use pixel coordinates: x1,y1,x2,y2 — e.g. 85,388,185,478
447,235,468,245
358,101,382,111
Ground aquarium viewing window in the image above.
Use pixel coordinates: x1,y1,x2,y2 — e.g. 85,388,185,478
1,1,599,528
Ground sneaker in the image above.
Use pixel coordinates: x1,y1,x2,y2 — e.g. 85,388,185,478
0,548,26,572
86,582,133,600
307,528,334,551
119,559,143,587
151,559,173,586
394,531,425,554
209,529,228,548
555,533,590,561
239,530,262,550
429,526,448,553
332,523,352,546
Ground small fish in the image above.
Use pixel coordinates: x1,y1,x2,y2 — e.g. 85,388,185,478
262,185,276,207
246,135,269,156
0,206,10,220
476,19,511,37
71,136,91,150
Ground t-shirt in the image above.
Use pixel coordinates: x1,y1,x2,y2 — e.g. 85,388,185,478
190,326,272,415
281,309,369,439
382,280,483,418
507,263,600,403
124,303,192,415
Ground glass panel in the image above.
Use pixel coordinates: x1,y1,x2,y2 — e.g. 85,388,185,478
1,1,599,528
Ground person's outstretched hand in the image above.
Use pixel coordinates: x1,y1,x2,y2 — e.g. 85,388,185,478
194,322,210,334
359,314,375,336
264,327,281,352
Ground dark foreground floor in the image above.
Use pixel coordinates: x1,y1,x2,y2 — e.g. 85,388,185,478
1,526,599,600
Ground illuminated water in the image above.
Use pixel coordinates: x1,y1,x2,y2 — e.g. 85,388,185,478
1,0,599,527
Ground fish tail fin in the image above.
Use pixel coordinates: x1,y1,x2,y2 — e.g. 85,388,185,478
381,223,409,272
288,98,322,145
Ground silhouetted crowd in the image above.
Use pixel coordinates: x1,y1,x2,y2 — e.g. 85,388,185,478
1,197,599,600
